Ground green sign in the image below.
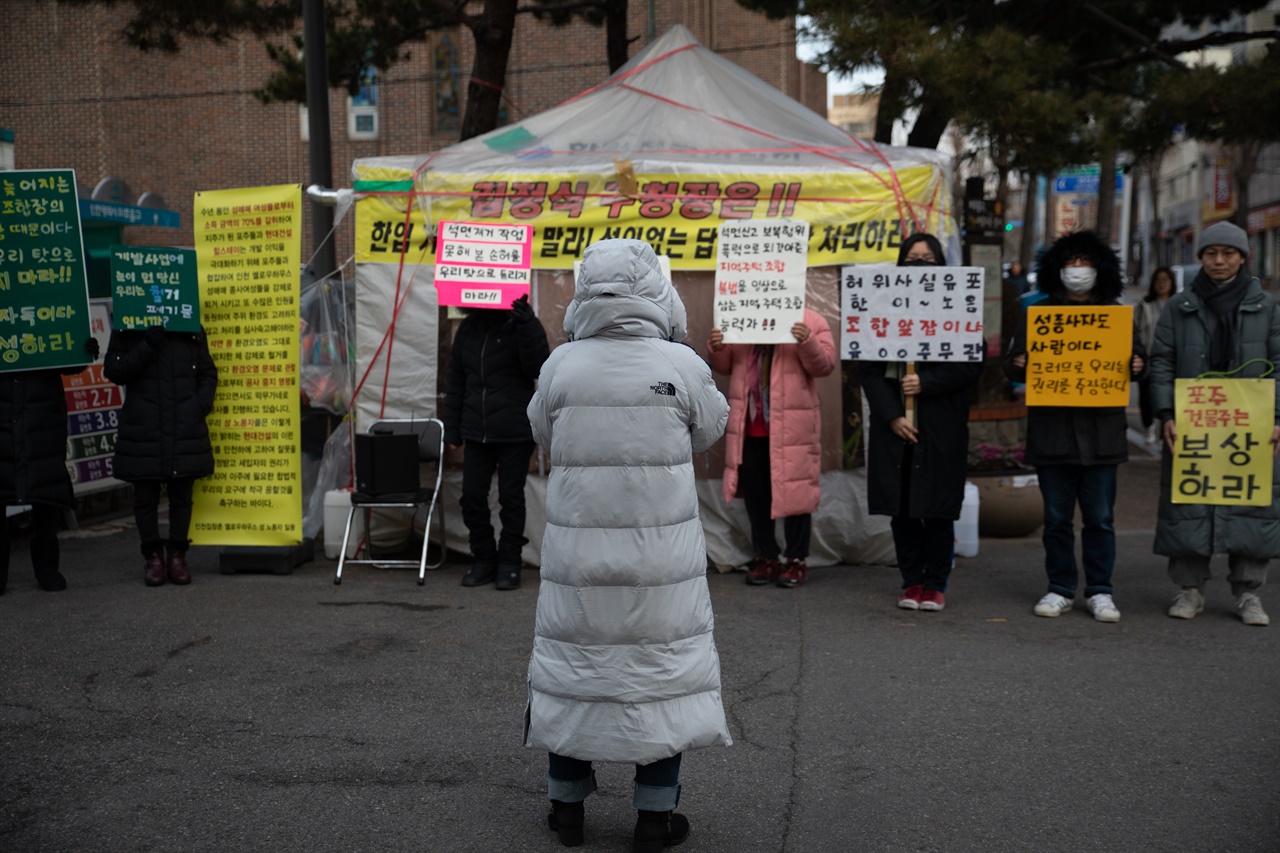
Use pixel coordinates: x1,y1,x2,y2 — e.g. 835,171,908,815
0,169,92,371
109,246,200,331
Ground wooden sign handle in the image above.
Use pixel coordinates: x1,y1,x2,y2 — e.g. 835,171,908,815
905,362,916,428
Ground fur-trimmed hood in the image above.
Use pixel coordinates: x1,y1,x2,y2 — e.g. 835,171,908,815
1038,230,1123,303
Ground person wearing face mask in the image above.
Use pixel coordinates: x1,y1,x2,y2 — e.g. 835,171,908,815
1004,231,1147,623
1149,221,1280,627
862,233,983,611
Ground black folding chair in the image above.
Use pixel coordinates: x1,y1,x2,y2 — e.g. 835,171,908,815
334,417,445,585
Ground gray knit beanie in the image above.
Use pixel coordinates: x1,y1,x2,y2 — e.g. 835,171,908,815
1197,221,1249,257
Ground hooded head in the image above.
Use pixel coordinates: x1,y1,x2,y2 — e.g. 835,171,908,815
1038,230,1122,302
897,233,946,267
564,239,688,342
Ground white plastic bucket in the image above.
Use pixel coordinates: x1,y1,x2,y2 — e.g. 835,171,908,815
955,481,980,558
323,488,363,559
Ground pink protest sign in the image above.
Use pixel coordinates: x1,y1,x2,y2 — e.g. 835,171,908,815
434,220,533,308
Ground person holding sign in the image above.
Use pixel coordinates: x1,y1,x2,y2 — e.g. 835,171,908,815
0,339,101,594
1004,231,1146,623
862,234,983,612
1150,221,1280,627
104,325,218,586
708,307,836,588
525,240,729,850
444,295,550,591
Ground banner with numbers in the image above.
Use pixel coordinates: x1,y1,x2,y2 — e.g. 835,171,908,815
839,264,984,362
1172,378,1275,506
191,184,303,546
1025,306,1132,406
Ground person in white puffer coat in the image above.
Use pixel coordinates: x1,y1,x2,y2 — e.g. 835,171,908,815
525,239,731,852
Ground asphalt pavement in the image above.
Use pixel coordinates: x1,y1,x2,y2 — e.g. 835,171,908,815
2,455,1278,853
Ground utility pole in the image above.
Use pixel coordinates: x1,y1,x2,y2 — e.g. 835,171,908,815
304,0,336,280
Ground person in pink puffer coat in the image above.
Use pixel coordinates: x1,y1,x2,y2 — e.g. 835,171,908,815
707,306,836,587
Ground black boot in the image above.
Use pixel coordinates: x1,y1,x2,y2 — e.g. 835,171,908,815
34,567,67,592
461,558,497,587
495,561,521,590
547,799,585,847
633,810,690,853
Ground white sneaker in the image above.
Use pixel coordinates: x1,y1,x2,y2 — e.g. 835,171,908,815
1087,593,1121,623
1237,593,1270,627
1168,588,1204,620
1145,425,1160,445
1034,592,1073,618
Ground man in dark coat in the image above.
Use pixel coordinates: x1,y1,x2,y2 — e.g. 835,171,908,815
862,233,983,612
104,325,218,586
1150,221,1280,627
1005,230,1146,623
0,338,100,593
443,295,550,590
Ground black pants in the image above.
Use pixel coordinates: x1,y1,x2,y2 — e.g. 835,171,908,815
1138,376,1155,429
890,443,954,591
0,504,61,581
460,440,535,564
133,478,196,555
741,435,811,560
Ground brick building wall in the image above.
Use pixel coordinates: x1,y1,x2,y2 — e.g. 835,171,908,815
2,0,825,257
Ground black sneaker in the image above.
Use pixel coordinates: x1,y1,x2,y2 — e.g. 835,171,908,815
495,562,521,591
461,560,497,587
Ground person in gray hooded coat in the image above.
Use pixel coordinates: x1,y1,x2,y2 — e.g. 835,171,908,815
525,239,730,852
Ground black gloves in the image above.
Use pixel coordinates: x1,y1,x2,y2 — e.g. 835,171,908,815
144,324,166,346
83,337,100,361
510,294,535,323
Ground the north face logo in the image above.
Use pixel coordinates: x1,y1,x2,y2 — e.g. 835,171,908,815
651,382,676,396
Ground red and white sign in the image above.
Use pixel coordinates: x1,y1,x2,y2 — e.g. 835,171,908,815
433,220,533,308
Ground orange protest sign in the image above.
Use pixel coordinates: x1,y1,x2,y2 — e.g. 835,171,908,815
1172,378,1275,506
1025,305,1132,406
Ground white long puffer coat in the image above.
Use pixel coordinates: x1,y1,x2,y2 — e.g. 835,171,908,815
524,239,732,764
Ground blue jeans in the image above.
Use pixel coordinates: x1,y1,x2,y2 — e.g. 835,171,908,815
1035,464,1117,598
548,752,682,811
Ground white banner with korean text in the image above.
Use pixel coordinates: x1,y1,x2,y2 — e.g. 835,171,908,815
713,219,809,344
840,264,984,362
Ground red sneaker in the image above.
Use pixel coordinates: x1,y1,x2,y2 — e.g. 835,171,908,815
919,589,946,611
745,557,781,585
777,558,807,588
898,585,923,610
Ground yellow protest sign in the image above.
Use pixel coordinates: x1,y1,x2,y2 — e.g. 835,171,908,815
1025,305,1132,406
1172,378,1275,506
352,164,953,270
190,184,304,545
354,193,433,264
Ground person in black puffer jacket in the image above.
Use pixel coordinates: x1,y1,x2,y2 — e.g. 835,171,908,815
1004,230,1147,623
0,337,101,594
443,295,549,590
104,324,218,587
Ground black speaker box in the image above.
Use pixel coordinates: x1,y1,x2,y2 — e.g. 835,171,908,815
355,431,420,495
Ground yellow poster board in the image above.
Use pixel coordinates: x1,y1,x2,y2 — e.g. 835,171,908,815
1172,378,1275,506
353,165,953,270
190,184,304,545
1025,305,1132,407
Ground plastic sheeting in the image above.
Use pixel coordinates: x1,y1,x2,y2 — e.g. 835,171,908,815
353,261,439,429
414,469,895,571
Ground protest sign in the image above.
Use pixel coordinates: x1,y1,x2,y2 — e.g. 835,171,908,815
714,219,809,344
839,264,984,362
191,184,303,546
0,168,92,371
1025,305,1132,406
64,300,122,493
109,246,200,331
1172,378,1275,506
433,220,532,308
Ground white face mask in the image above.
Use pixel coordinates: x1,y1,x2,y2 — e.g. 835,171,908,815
1061,267,1097,294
